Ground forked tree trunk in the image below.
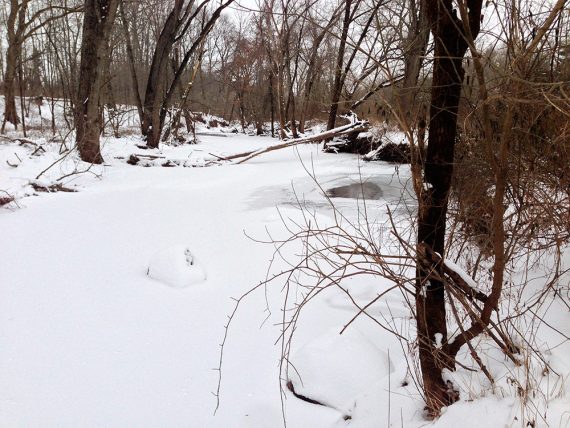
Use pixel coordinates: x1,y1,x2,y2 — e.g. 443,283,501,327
141,1,182,148
75,0,119,164
417,0,482,416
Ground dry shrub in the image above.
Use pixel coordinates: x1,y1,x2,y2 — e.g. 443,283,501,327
451,57,570,261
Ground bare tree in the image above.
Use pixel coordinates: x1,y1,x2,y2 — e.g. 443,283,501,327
2,0,81,132
75,0,119,163
414,0,484,414
326,0,383,130
297,2,342,133
140,0,235,148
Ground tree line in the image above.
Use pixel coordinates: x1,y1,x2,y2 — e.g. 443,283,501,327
2,0,569,420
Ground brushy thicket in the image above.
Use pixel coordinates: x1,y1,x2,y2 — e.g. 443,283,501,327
451,52,570,262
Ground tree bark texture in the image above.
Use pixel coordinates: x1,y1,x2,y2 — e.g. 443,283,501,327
326,0,352,131
75,0,119,163
141,1,182,148
119,0,144,127
3,44,20,128
399,0,430,120
142,0,234,148
417,0,482,416
2,0,27,130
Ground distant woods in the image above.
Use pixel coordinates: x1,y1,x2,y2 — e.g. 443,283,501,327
0,0,436,144
1,0,570,418
2,1,567,147
2,0,569,135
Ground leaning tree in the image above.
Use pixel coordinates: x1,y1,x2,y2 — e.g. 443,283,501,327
139,0,234,149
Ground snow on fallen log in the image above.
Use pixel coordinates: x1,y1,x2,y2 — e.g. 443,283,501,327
222,120,370,164
29,179,77,193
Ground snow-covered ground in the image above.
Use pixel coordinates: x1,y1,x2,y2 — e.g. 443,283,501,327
0,106,569,427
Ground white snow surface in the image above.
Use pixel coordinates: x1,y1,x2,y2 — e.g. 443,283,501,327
147,245,207,288
0,111,569,427
443,258,480,291
288,328,392,415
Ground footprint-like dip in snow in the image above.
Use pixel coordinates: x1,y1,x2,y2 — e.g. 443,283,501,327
147,245,206,288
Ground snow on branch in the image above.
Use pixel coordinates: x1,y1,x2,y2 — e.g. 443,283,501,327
221,120,370,164
418,244,489,304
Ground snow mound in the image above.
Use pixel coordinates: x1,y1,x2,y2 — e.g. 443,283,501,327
147,245,206,288
288,329,392,411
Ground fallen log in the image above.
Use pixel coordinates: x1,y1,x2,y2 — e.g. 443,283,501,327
30,182,77,193
126,153,166,165
0,135,38,147
221,120,370,164
0,190,16,207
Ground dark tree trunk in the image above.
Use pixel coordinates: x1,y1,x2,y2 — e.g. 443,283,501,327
3,44,20,129
237,91,246,132
286,62,299,138
75,0,119,164
17,53,26,137
299,47,321,134
276,64,287,139
141,2,182,148
142,0,234,148
2,0,24,131
326,0,352,131
417,0,483,416
269,70,275,137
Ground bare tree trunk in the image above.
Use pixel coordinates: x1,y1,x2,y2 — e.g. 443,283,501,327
119,0,144,127
416,0,483,416
399,0,429,120
141,1,181,148
102,45,119,138
142,0,234,148
75,0,119,164
269,69,275,137
299,9,341,133
276,64,287,139
2,0,25,130
2,44,20,130
285,61,299,138
169,53,203,141
3,0,80,132
17,53,26,137
326,0,352,131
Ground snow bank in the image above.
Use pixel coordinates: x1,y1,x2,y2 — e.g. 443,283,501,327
147,245,206,288
288,328,392,412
